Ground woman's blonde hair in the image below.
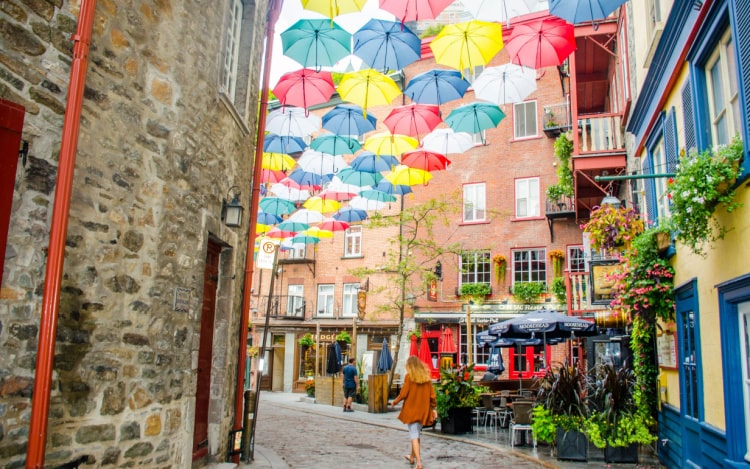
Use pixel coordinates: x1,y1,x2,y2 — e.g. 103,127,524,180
404,356,432,384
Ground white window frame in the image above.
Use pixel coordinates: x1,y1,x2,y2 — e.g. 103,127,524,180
342,283,359,318
287,284,304,316
463,64,485,85
514,101,538,139
472,129,486,145
222,0,243,101
459,251,491,287
512,248,547,285
705,29,741,145
316,284,335,317
651,137,671,221
515,177,540,218
344,225,362,257
567,245,587,273
463,183,486,222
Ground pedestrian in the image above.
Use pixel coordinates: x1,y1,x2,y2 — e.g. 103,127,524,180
342,357,359,412
389,356,437,469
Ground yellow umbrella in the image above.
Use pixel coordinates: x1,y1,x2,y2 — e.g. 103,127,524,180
363,132,419,156
386,164,433,186
262,152,296,171
256,223,272,234
303,196,342,213
430,20,504,74
301,227,334,238
337,69,401,115
302,0,367,18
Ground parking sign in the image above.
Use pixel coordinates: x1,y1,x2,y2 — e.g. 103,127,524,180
256,237,278,270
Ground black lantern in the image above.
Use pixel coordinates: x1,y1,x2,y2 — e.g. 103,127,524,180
222,186,244,228
434,260,442,280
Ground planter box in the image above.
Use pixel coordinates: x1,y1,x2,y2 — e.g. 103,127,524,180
556,428,588,461
440,407,473,434
604,443,638,463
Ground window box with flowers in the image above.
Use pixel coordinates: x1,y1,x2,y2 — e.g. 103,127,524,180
582,205,644,256
435,364,488,434
493,254,507,285
666,136,744,256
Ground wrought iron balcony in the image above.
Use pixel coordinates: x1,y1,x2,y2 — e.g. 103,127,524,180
257,295,306,320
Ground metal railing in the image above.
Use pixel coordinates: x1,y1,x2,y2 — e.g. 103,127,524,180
545,195,575,215
258,295,306,320
543,102,572,129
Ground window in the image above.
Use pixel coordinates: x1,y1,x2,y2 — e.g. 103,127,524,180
342,283,359,317
220,0,258,122
287,284,304,317
704,30,741,146
515,177,540,218
463,64,484,84
512,248,547,284
463,183,486,222
459,251,491,287
222,0,243,100
514,101,537,139
650,137,671,221
316,284,334,317
289,244,306,260
471,130,486,145
567,245,586,272
680,308,700,419
460,324,490,366
739,302,750,461
344,226,362,257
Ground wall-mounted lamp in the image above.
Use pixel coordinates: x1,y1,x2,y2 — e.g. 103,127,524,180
406,293,416,308
222,186,244,228
600,192,621,209
434,260,442,280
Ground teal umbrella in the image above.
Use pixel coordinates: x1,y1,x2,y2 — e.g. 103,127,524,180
337,167,383,187
290,234,321,245
445,102,506,135
281,19,352,69
277,220,310,233
358,189,397,203
259,197,297,216
310,133,362,156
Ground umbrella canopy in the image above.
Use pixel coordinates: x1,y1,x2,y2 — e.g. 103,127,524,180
379,0,455,24
549,0,628,25
317,187,358,201
358,189,397,203
401,149,451,171
386,164,433,186
337,69,401,113
421,128,475,154
473,64,538,105
290,234,321,245
373,179,413,196
257,211,282,226
383,104,442,138
504,17,576,69
286,168,325,190
445,102,506,134
266,226,298,239
488,310,598,339
363,133,419,156
404,69,470,105
297,150,347,176
262,152,296,172
333,207,368,222
263,134,307,154
337,167,383,187
417,335,438,374
269,183,311,202
430,20,505,73
441,327,457,354
302,0,367,18
409,334,419,357
322,103,378,136
350,151,399,173
260,168,287,184
266,107,321,137
277,219,309,233
300,226,334,238
463,0,540,24
353,19,422,73
377,338,394,373
303,196,342,213
280,19,351,69
272,68,336,109
349,196,386,211
288,208,325,225
310,133,362,156
319,217,350,231
259,197,298,215
327,176,370,196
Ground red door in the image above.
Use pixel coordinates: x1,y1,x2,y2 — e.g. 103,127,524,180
0,99,25,289
193,240,221,460
508,345,550,379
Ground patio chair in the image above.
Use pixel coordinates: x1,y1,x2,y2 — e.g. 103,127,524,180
509,401,536,448
496,396,512,428
480,394,499,434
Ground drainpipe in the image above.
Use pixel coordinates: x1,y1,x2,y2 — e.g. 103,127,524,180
26,1,97,468
233,0,283,459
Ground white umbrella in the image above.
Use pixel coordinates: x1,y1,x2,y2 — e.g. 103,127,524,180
349,196,387,211
463,0,546,24
473,64,538,105
287,208,325,225
297,150,348,176
421,128,474,155
266,107,321,137
326,176,371,195
269,183,311,202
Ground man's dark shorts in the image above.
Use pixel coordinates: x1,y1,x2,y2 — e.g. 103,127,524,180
343,386,357,399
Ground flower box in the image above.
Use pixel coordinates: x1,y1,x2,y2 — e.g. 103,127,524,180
604,443,638,463
440,406,473,434
556,428,588,461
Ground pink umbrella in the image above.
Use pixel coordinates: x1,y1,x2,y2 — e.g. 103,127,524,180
401,149,451,171
504,17,576,69
273,68,336,109
380,0,455,23
409,334,419,357
318,217,350,232
383,103,442,138
260,168,287,184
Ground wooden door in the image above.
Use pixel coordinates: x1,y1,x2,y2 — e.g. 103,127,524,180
0,99,25,288
193,240,221,460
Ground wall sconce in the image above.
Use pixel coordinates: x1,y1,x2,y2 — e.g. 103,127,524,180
222,186,243,228
434,260,442,280
600,191,621,209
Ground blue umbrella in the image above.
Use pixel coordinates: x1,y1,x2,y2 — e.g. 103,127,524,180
373,179,413,196
350,151,399,173
404,69,471,105
263,134,307,154
322,104,377,136
287,168,325,189
353,19,421,73
337,167,383,187
257,211,282,225
377,338,394,374
549,0,627,25
310,132,362,156
333,207,368,223
281,19,351,69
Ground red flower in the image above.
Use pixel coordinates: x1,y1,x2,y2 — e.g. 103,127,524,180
463,372,470,381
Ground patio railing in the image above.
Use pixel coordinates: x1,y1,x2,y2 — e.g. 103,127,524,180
577,113,624,153
258,295,306,320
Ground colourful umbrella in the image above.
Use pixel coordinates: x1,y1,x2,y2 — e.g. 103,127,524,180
259,197,298,216
272,68,336,109
463,0,539,24
504,17,576,69
280,19,351,69
301,226,334,238
337,69,401,114
441,327,457,354
318,187,358,201
321,103,377,136
337,167,383,187
286,168,325,190
386,165,433,186
401,149,451,171
319,217,350,231
352,19,421,73
445,102,506,134
301,0,367,19
404,69,470,105
326,176,370,196
472,64,538,105
349,196,386,211
256,223,272,234
333,207,368,222
262,152,296,172
421,128,475,154
288,209,325,225
290,234,321,245
266,107,321,137
260,168,287,184
379,0,455,24
277,219,310,233
263,134,307,154
430,20,505,73
363,133,419,156
358,189,397,203
350,151,399,173
383,104,442,138
417,334,437,374
269,183,311,202
297,150,347,176
303,196,342,213
409,334,419,357
257,211,282,225
373,179,413,196
310,132,362,156
549,0,628,26
266,226,297,239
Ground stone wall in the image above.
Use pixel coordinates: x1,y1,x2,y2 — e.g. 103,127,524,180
0,0,269,467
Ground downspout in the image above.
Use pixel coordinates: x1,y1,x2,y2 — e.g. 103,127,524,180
233,0,283,454
26,1,98,468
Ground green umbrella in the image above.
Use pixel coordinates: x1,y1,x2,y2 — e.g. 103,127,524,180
281,19,351,69
259,197,297,216
358,189,397,203
445,102,506,135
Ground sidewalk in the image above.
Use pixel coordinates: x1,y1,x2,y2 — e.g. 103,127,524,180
215,392,663,469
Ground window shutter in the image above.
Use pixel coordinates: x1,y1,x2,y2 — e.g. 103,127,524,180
681,82,696,154
664,107,679,172
732,0,750,175
642,157,657,224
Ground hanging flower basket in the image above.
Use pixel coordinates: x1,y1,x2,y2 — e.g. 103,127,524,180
493,254,506,285
549,250,565,278
582,205,644,254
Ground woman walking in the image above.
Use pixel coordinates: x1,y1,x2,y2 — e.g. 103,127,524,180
390,356,437,469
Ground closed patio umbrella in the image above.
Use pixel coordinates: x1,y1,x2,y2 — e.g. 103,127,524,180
377,338,393,373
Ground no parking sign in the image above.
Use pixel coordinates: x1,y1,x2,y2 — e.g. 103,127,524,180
256,237,279,270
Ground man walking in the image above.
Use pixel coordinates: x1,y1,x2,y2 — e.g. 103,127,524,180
342,358,359,412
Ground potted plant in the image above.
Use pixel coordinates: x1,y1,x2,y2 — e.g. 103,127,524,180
406,330,421,340
304,376,315,398
512,281,546,304
459,282,491,298
298,333,315,347
533,364,589,461
582,205,645,255
435,364,486,434
493,254,507,286
551,277,566,304
335,330,352,344
666,136,744,256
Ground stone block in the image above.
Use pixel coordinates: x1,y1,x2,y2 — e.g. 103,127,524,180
76,424,115,444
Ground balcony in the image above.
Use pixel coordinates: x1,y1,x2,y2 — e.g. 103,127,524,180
258,295,306,320
577,113,624,154
545,195,575,242
543,102,573,138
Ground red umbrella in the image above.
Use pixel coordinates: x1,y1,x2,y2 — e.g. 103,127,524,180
318,217,350,232
401,149,451,171
409,334,419,357
383,104,442,138
266,227,297,239
379,0,454,23
418,336,437,374
260,168,287,184
273,68,336,109
440,327,457,354
504,17,576,69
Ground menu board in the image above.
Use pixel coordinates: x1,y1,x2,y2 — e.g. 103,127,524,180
657,327,677,369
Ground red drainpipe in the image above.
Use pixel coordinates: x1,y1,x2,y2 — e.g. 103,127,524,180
26,1,98,468
233,0,283,454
